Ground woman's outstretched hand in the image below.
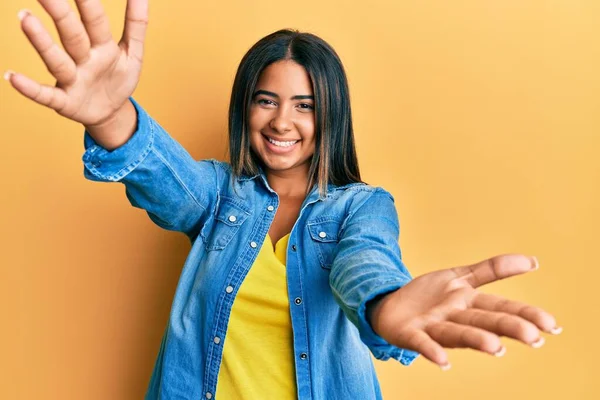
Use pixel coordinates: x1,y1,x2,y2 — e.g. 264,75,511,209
368,254,562,370
5,0,149,148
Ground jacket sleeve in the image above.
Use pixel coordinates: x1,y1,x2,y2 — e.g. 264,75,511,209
82,97,218,241
329,187,420,365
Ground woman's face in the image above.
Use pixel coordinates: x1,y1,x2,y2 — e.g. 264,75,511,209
249,60,316,176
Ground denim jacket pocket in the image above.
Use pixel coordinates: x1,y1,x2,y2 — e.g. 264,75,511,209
307,218,342,270
205,197,251,251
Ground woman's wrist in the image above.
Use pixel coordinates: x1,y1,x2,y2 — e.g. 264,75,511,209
366,289,398,334
84,99,137,151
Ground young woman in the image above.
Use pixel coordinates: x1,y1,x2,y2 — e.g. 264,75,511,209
5,0,562,399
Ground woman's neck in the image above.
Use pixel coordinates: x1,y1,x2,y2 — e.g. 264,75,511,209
265,167,310,198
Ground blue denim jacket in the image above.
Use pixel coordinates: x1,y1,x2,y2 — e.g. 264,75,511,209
82,98,419,399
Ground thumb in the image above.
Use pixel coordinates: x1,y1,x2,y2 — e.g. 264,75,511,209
121,0,149,63
451,254,539,289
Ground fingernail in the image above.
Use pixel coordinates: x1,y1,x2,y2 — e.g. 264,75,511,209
530,256,540,271
531,337,545,348
440,363,451,371
550,326,563,335
3,70,14,81
18,9,31,21
494,346,507,357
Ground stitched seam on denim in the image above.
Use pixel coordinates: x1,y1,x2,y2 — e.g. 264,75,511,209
344,190,375,226
400,352,419,365
215,203,250,225
295,228,313,399
206,196,250,250
210,158,232,173
331,278,401,316
306,215,341,225
85,137,152,181
202,207,269,394
208,223,263,391
150,147,206,213
218,195,252,215
343,184,376,193
330,279,407,360
308,238,328,268
339,189,395,235
398,348,405,362
90,116,155,181
332,182,366,191
198,190,219,245
307,223,339,269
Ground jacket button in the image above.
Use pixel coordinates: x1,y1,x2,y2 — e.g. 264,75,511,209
300,353,308,360
250,241,257,248
213,336,221,344
294,297,302,305
318,231,327,238
225,286,234,293
291,245,297,251
267,205,275,211
206,392,213,399
228,215,237,222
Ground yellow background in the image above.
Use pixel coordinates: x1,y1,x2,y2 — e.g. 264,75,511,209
1,0,598,399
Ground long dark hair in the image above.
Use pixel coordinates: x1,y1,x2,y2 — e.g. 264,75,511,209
228,29,364,198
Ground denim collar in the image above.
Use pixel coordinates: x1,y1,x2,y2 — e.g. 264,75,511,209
236,164,359,201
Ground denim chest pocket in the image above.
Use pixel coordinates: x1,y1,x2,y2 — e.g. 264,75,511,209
307,219,342,270
205,197,251,251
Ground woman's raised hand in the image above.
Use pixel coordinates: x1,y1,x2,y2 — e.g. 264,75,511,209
5,0,148,139
368,254,562,369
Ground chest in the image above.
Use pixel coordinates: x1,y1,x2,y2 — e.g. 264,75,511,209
267,196,304,250
200,183,352,270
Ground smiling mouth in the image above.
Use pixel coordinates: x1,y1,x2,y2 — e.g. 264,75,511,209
262,134,300,148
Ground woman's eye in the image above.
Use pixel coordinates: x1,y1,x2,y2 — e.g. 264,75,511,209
298,103,314,110
257,99,275,106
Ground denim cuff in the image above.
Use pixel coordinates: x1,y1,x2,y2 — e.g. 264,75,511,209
357,279,421,365
82,97,153,182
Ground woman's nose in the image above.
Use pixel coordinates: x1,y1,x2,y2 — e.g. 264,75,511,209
269,109,292,133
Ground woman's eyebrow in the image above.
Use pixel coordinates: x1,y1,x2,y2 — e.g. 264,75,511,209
253,89,314,100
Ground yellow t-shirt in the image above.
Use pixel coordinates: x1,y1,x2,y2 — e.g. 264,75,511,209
215,233,297,399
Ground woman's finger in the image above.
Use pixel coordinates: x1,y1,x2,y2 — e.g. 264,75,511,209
447,308,544,347
5,71,68,112
425,320,505,356
37,0,91,64
19,10,76,85
120,0,149,64
392,328,450,369
73,0,113,47
451,254,538,288
472,292,561,335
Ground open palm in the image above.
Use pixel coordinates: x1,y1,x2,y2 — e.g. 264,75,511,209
6,0,148,127
369,254,562,369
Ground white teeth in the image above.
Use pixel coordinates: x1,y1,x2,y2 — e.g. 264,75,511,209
267,137,298,147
